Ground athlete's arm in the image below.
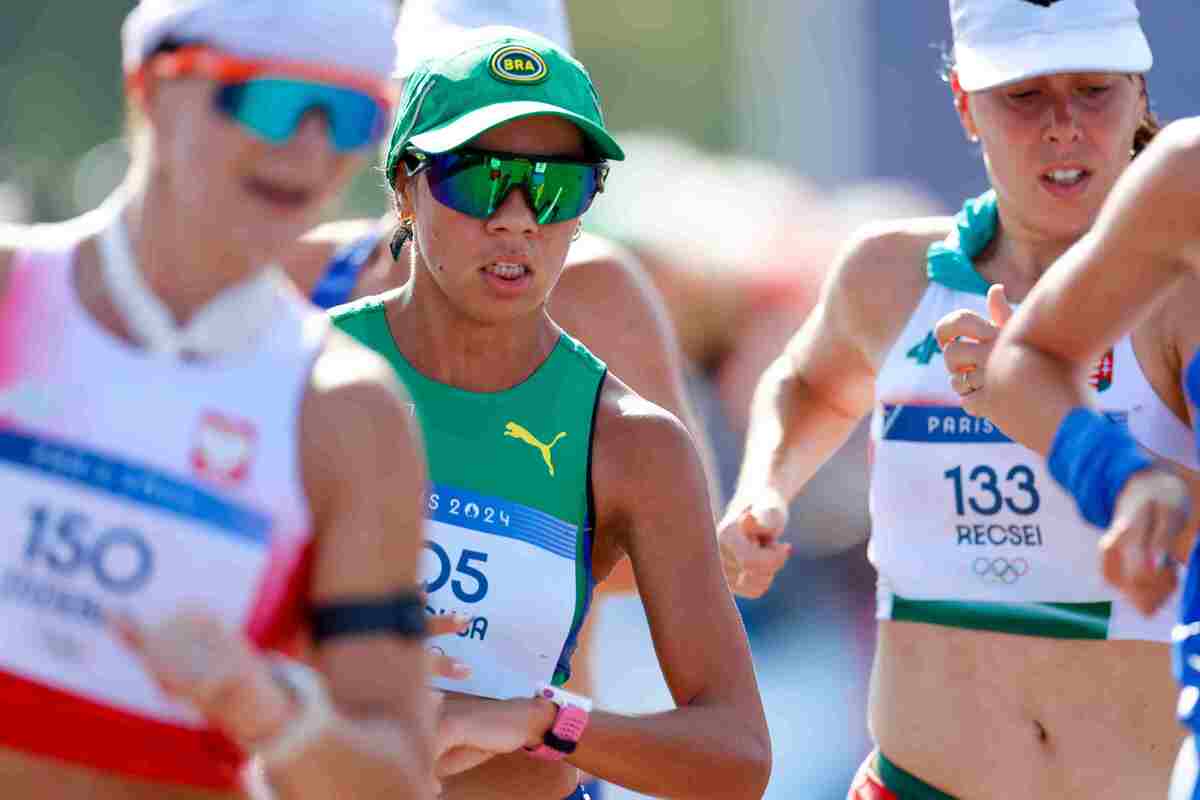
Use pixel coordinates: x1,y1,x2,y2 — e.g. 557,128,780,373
552,233,723,515
261,335,435,798
718,220,942,597
559,383,768,799
987,118,1200,455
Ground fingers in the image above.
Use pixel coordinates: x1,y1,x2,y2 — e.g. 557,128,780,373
717,494,793,598
429,652,471,681
1102,497,1183,616
933,309,998,349
987,284,1013,327
746,496,789,540
942,339,990,377
425,614,471,681
725,530,791,599
427,612,469,638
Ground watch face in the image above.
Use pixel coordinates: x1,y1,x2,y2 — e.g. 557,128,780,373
553,706,589,742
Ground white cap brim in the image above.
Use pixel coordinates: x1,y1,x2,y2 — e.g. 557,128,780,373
955,19,1151,92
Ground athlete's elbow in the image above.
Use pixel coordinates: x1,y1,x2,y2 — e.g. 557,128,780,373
717,723,771,800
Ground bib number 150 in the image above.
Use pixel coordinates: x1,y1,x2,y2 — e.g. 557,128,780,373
23,504,155,594
944,464,1040,516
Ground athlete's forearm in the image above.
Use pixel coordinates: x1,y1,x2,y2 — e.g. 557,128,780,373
984,339,1090,457
568,706,769,800
731,352,862,506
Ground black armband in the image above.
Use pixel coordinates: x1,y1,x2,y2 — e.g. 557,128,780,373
310,589,427,644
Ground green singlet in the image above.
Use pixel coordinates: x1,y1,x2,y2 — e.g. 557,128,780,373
331,296,607,697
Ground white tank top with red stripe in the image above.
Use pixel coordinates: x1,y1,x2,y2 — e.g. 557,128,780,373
0,233,325,789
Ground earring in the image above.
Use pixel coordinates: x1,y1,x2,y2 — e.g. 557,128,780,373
571,226,582,242
390,219,413,261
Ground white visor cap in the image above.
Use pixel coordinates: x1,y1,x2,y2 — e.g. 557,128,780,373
950,0,1151,92
122,0,399,80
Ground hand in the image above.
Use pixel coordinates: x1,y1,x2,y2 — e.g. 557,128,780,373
717,488,792,598
434,694,556,778
933,284,1013,417
425,612,472,681
1100,467,1192,615
111,607,292,748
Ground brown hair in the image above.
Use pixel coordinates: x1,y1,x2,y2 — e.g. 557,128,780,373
1131,76,1161,157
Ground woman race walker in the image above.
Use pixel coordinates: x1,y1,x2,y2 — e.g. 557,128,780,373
330,27,770,800
983,115,1200,799
718,1,1191,797
286,9,718,797
0,1,443,797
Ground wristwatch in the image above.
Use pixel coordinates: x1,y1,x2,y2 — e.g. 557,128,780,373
253,658,335,768
525,683,592,761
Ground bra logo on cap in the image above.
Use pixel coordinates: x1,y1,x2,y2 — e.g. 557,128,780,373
489,45,549,84
1019,0,1062,7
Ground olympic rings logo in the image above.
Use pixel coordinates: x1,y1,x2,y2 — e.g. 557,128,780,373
973,557,1029,584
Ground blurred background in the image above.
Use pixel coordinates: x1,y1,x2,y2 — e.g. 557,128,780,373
4,1,1199,797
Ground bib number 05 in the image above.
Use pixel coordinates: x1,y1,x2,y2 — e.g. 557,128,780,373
423,542,489,603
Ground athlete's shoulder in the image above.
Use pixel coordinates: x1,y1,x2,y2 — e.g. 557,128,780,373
817,216,952,351
300,329,421,535
590,374,707,522
560,231,650,297
832,216,953,289
593,375,692,470
304,328,414,442
283,217,381,296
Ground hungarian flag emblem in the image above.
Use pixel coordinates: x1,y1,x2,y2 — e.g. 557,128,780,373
1089,349,1113,393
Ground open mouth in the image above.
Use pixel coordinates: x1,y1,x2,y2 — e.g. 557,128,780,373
1040,168,1091,188
244,177,313,209
483,262,530,282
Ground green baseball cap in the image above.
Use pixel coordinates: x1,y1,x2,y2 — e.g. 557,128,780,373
385,25,624,183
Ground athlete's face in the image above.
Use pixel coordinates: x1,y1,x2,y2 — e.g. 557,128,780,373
954,71,1145,239
400,115,585,325
139,74,363,269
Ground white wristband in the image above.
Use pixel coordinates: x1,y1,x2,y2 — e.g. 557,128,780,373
254,658,335,768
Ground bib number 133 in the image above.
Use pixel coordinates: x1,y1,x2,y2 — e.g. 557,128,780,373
943,464,1040,516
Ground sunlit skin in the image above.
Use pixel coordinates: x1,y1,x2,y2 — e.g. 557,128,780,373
718,68,1187,799
0,61,436,800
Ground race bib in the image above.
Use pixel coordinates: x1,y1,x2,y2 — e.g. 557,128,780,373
422,483,578,700
0,427,273,726
872,405,1120,602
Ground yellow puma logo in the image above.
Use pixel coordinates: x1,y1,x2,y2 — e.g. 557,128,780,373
504,421,567,477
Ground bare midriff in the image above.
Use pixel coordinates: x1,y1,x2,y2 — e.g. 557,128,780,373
0,746,240,800
871,620,1182,799
439,750,579,800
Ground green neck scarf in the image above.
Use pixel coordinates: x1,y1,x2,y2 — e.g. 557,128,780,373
926,190,997,297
